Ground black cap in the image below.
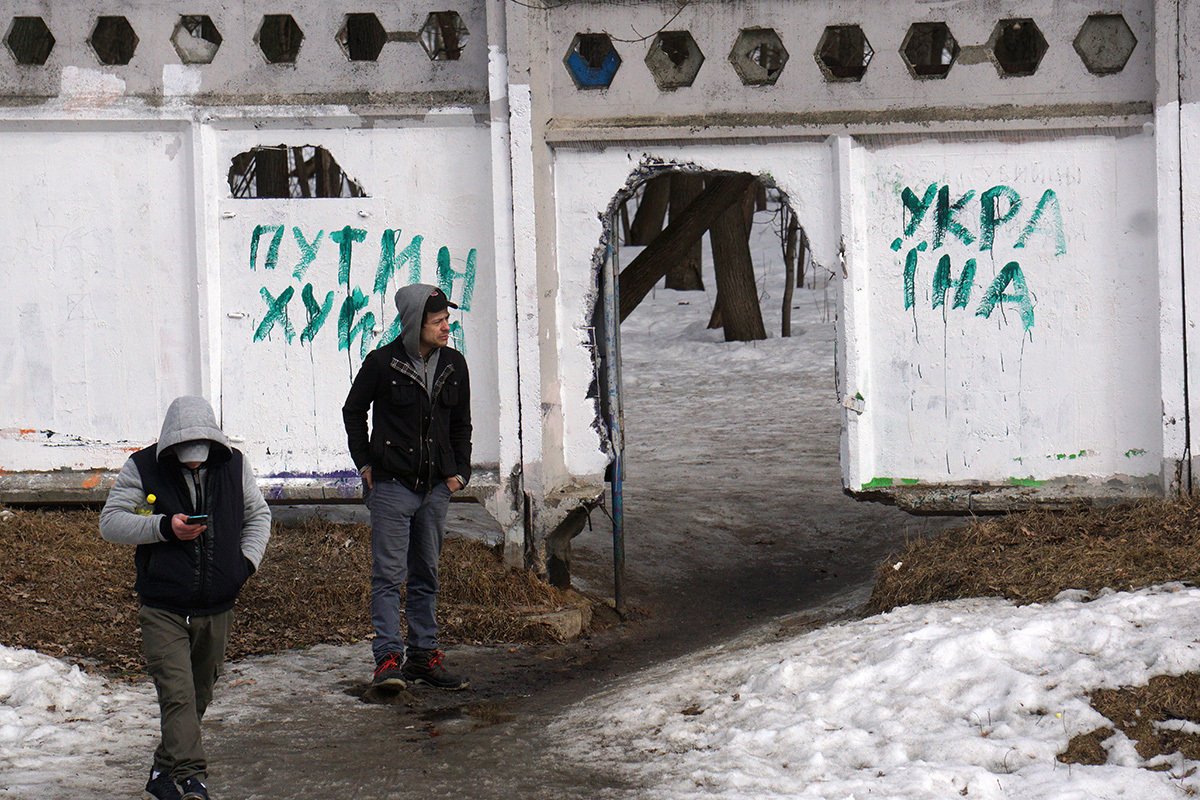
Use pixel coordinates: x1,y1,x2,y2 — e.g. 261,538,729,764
424,287,459,314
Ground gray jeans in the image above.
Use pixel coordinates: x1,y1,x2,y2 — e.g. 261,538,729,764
367,479,451,660
139,605,231,782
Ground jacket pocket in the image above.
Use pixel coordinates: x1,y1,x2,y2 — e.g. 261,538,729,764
389,381,418,407
138,543,198,605
438,381,459,407
207,544,252,606
381,439,418,476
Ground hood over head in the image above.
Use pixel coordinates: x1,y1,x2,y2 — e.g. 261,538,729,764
393,283,457,358
155,396,231,464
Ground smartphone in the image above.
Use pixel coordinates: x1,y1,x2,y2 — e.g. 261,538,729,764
186,514,209,524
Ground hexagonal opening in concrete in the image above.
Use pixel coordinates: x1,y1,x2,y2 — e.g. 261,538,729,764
990,18,1047,77
420,11,469,61
815,25,873,82
901,22,958,79
256,14,303,64
729,28,788,86
645,30,704,90
90,16,138,66
564,32,621,89
1074,13,1137,75
5,17,55,66
337,13,386,62
171,15,222,65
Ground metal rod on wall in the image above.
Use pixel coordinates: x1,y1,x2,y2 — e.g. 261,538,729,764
604,212,626,614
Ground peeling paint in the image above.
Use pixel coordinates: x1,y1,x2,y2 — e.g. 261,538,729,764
1008,477,1044,487
1048,450,1092,461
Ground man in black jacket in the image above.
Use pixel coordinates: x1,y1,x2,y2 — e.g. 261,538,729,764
342,283,473,690
100,396,271,800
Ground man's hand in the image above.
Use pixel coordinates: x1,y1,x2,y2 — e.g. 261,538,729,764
361,466,374,490
446,476,464,492
171,513,206,541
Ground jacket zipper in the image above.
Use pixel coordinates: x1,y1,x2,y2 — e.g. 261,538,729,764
190,467,208,604
389,353,456,491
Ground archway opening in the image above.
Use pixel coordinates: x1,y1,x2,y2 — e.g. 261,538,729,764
556,167,849,616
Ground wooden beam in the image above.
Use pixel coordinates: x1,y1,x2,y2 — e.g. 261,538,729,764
618,172,755,321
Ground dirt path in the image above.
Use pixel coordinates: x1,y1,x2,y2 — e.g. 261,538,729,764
184,301,957,799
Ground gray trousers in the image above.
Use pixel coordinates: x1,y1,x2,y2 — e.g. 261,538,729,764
367,479,451,660
139,605,231,782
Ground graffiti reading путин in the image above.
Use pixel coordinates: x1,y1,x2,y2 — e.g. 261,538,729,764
248,224,477,357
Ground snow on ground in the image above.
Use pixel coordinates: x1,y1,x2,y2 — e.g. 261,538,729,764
0,646,156,797
557,585,1200,799
6,588,1200,798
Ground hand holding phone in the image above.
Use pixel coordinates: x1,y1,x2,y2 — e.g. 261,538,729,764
172,513,207,541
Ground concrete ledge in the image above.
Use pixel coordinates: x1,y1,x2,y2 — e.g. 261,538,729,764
0,467,501,506
851,474,1165,514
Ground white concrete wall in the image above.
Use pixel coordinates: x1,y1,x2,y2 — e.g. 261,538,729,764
0,0,1193,525
0,118,500,501
851,130,1161,495
215,124,498,499
549,131,1164,505
0,123,201,475
1180,0,1200,489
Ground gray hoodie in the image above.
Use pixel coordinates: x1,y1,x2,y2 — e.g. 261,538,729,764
99,396,271,570
394,282,441,395
154,394,230,460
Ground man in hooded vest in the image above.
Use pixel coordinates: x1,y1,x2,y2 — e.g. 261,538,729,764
342,283,473,691
100,396,271,800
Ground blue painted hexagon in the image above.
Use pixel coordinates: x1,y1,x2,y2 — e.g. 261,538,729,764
565,32,621,89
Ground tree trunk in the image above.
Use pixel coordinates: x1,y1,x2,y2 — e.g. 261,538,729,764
618,172,755,321
255,147,289,198
742,178,759,230
710,185,767,342
628,174,671,246
797,226,809,288
781,212,799,337
665,173,704,290
707,299,723,329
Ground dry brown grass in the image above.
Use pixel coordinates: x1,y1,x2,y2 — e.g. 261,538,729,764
868,498,1200,614
0,509,586,677
1060,674,1200,771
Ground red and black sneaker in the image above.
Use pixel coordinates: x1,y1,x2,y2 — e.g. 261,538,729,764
372,652,407,688
402,649,469,690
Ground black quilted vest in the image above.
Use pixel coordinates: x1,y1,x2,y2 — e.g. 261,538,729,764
129,444,247,615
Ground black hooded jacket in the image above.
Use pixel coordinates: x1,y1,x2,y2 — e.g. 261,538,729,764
342,337,472,492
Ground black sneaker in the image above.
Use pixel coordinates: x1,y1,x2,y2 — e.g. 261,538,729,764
180,776,209,800
144,769,182,800
402,649,469,690
372,651,407,689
